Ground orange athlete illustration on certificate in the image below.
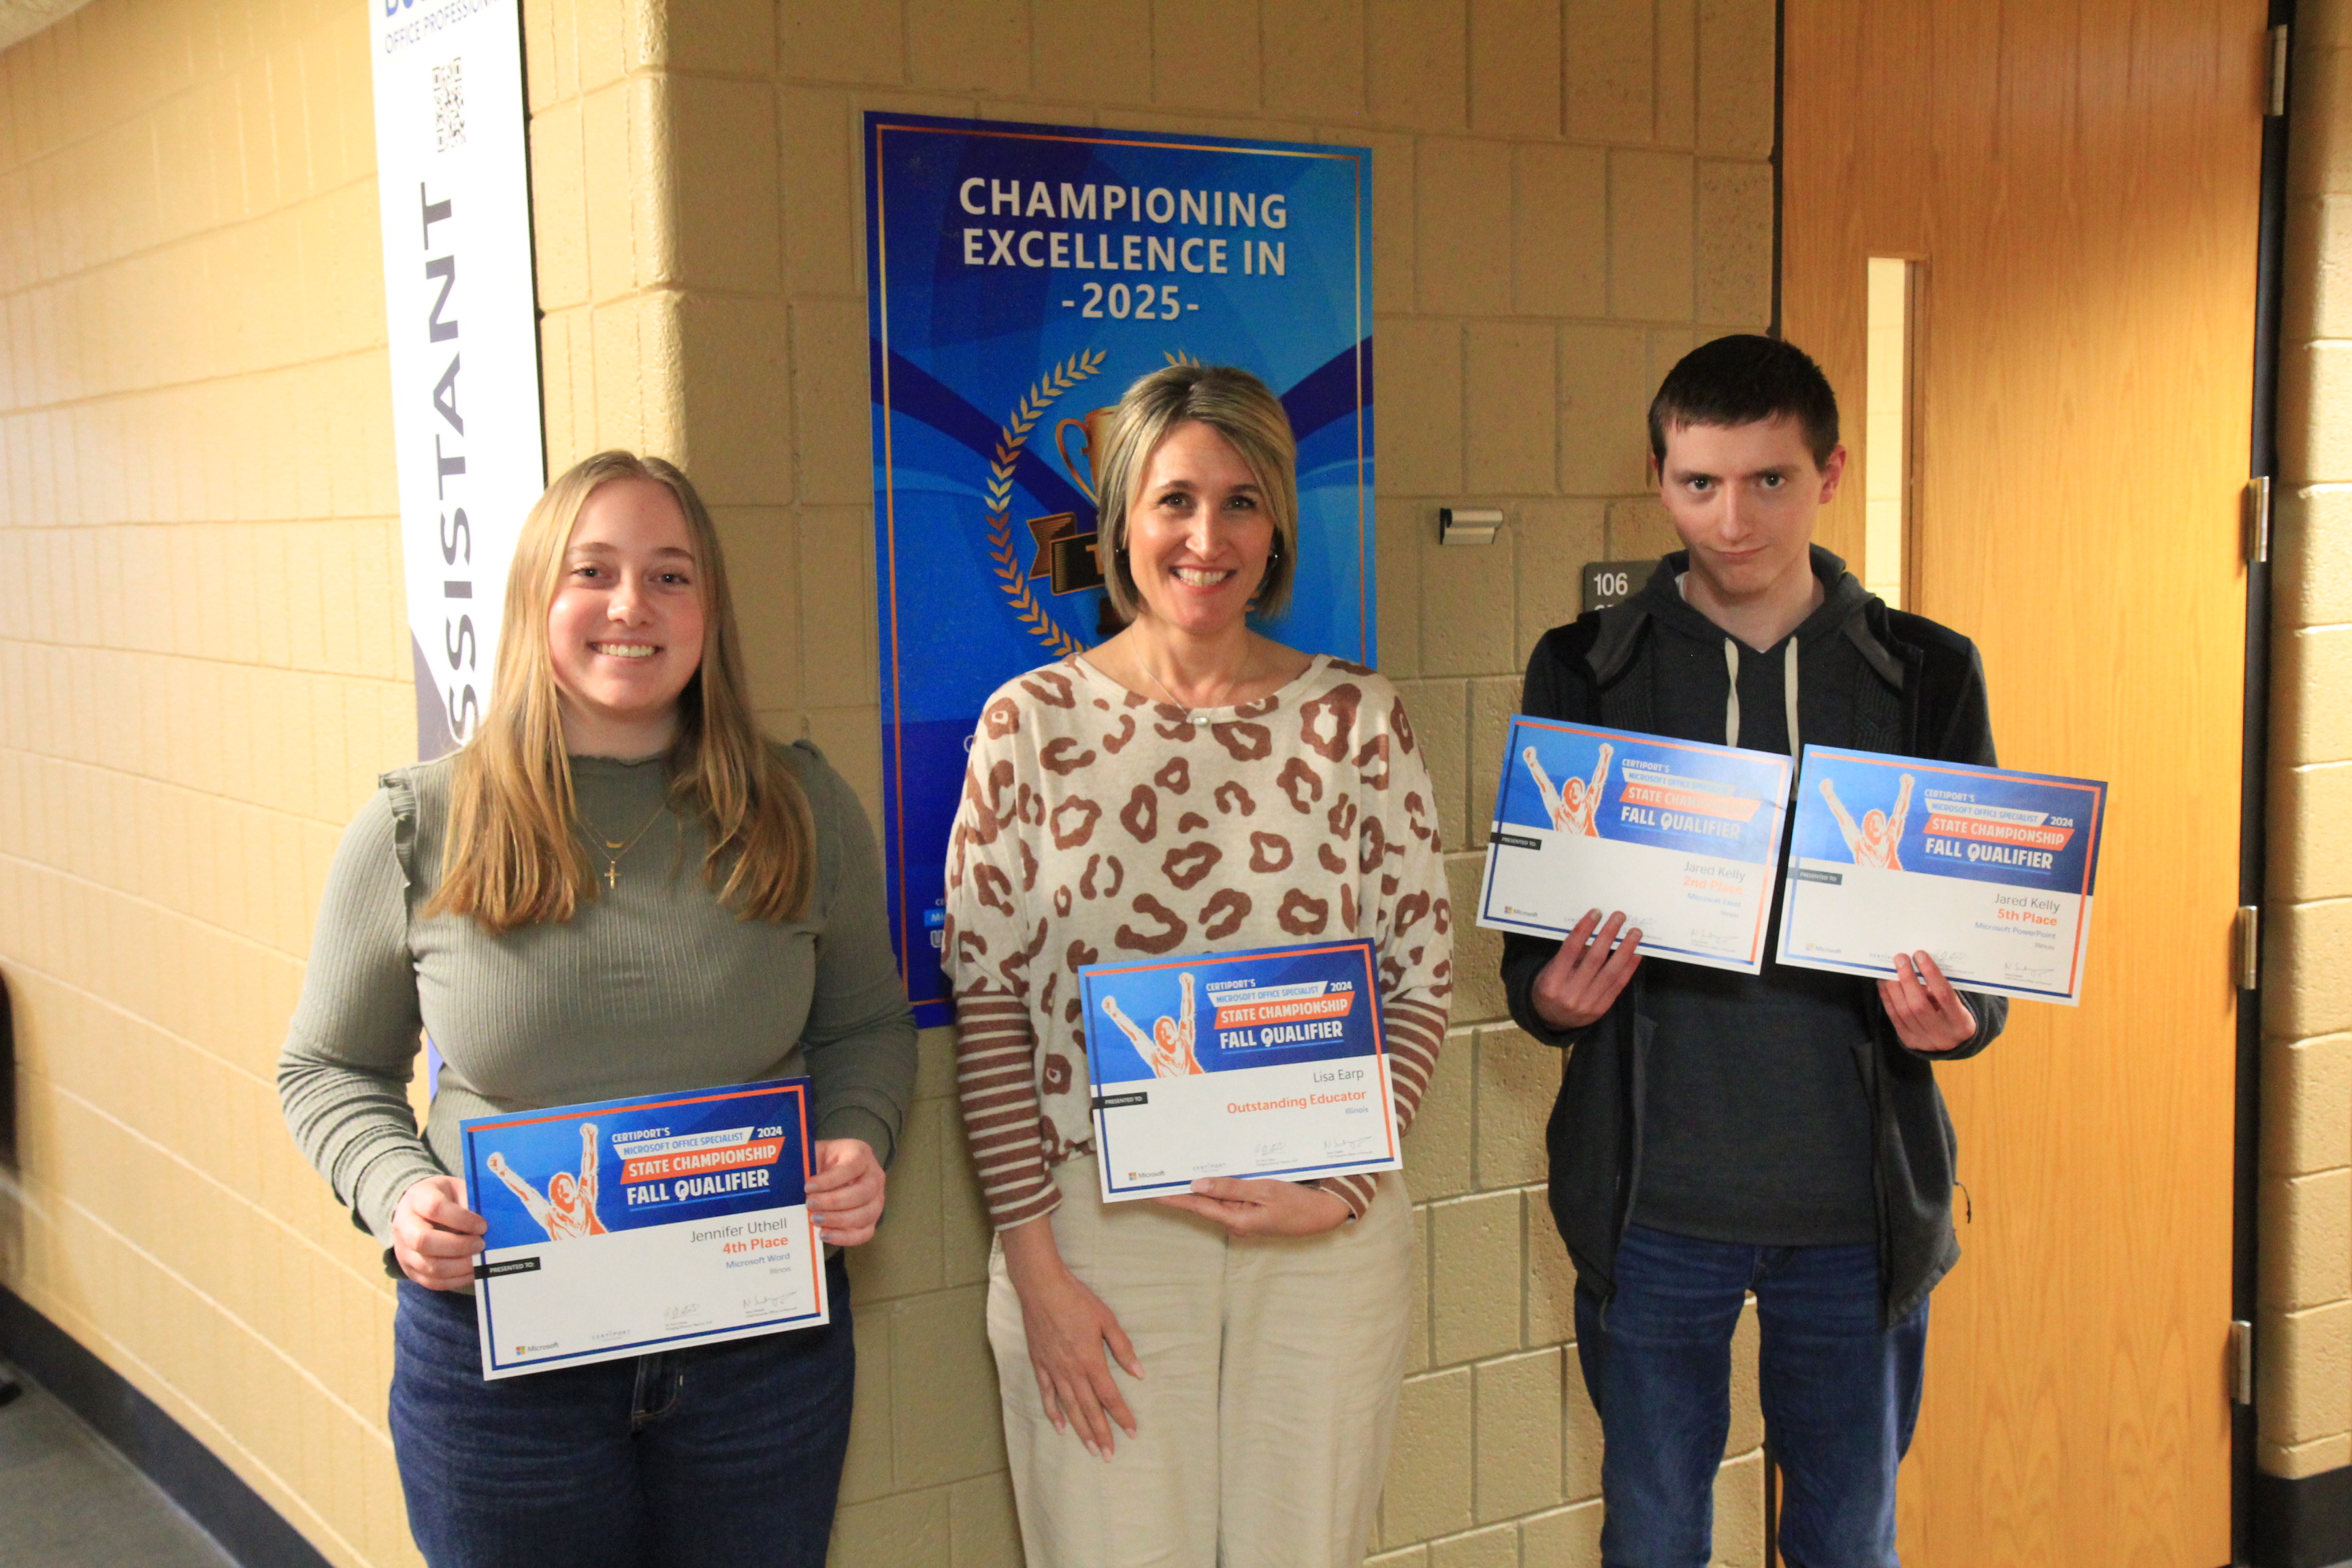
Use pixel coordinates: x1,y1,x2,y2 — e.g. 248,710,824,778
486,1122,608,1241
1817,772,1914,870
1523,742,1614,836
1100,973,1205,1079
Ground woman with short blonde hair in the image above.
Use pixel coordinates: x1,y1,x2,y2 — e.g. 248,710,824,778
947,364,1452,1567
280,451,915,1568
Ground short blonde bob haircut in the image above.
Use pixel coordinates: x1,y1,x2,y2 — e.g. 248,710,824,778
1095,363,1299,622
426,451,815,934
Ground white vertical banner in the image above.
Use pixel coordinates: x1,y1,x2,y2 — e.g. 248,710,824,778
371,0,546,757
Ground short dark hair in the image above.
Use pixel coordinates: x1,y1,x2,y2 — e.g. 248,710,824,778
1647,334,1840,468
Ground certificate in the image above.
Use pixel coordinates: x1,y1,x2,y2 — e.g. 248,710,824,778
1080,941,1402,1202
459,1079,828,1379
1776,747,2106,1004
1475,717,1794,975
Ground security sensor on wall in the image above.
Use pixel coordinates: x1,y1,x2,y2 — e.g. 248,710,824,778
1439,507,1503,546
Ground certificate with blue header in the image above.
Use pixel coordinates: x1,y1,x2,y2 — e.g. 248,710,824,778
1475,718,1795,975
1776,747,2105,1004
1079,941,1401,1202
460,1079,828,1379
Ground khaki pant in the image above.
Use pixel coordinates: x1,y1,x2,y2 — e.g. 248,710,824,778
986,1159,1414,1568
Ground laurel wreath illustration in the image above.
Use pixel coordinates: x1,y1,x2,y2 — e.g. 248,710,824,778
986,349,1107,659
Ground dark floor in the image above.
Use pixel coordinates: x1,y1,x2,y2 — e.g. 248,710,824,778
0,1368,236,1568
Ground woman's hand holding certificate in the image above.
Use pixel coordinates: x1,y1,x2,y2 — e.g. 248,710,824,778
1154,1175,1353,1237
391,1174,489,1291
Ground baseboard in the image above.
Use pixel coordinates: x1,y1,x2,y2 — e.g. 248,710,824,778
0,1285,332,1568
2255,1463,2352,1568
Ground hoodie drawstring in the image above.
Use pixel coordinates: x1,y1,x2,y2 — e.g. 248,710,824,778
1722,640,1741,747
1722,636,1803,755
1784,638,1801,759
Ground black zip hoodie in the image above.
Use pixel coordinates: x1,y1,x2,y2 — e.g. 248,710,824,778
1502,546,2008,1324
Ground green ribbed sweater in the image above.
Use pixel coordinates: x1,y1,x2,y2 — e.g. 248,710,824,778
278,742,918,1250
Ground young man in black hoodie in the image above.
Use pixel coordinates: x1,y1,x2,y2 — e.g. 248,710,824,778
1504,336,2005,1567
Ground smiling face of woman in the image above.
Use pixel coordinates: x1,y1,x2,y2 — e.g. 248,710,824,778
1122,419,1274,640
545,477,708,754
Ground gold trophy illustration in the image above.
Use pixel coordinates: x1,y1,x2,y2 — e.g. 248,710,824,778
1024,406,1115,596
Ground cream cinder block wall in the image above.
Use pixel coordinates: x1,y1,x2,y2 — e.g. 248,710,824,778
0,0,429,1563
0,2,696,1566
0,1,1779,1567
2266,0,2352,1487
623,2,1780,1565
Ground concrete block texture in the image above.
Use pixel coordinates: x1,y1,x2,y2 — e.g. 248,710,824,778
1431,1522,1520,1567
1697,0,1776,157
1431,1190,1527,1365
2276,485,2352,630
1514,143,1610,320
2270,760,2352,904
1447,853,1509,1023
1475,1348,1566,1520
2273,623,2352,768
1369,0,1471,132
1384,1367,1477,1544
1465,321,1560,495
1420,138,1515,316
2260,1298,2352,1453
1609,150,1697,322
2261,1168,2352,1311
1471,0,1563,140
1696,159,1772,327
908,0,1031,93
2263,1032,2352,1177
1475,1026,1559,1190
1565,0,1654,143
2264,1431,2352,1481
1407,1039,1477,1203
2267,896,2352,1041
2289,37,2352,201
1422,527,1522,677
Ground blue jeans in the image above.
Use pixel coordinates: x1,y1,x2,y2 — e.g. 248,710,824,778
1574,1225,1927,1568
389,1256,854,1568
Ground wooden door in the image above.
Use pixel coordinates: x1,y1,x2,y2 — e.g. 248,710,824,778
1781,4,2261,1564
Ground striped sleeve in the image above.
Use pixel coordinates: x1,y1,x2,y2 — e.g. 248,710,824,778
942,713,1061,1230
1324,682,1456,1220
953,988,1060,1228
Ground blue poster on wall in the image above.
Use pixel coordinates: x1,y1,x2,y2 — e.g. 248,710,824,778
864,112,1375,1026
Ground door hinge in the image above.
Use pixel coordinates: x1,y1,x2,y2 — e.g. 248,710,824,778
2236,906,2261,991
2271,24,2291,117
2234,1320,2255,1405
2244,476,2273,564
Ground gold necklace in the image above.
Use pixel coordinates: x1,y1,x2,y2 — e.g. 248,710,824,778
1133,653,1253,714
578,799,671,889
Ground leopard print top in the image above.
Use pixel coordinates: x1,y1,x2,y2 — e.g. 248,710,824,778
945,652,1454,1227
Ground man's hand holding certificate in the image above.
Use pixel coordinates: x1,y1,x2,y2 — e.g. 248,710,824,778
1477,718,1795,975
1778,747,2106,1005
460,1079,828,1379
1080,941,1402,1203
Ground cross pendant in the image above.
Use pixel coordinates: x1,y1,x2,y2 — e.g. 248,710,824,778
604,864,619,889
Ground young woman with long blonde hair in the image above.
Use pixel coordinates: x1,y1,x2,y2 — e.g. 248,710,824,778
280,452,915,1568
